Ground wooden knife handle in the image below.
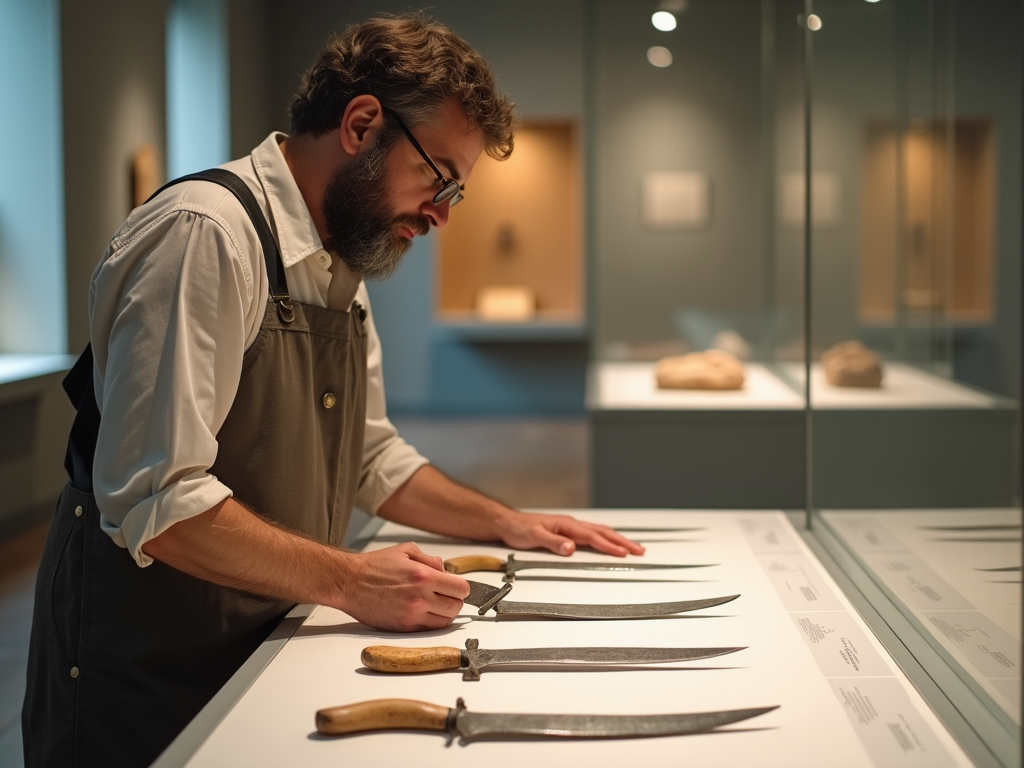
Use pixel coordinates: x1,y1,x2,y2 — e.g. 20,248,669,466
444,555,505,574
316,699,451,735
361,645,463,673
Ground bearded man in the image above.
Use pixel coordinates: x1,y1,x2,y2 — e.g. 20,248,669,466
22,14,642,768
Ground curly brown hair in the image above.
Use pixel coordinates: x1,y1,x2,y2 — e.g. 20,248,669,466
289,13,516,160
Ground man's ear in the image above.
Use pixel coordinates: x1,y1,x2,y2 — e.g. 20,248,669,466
339,95,385,156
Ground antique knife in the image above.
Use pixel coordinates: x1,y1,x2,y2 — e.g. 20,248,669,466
613,526,706,532
361,638,747,680
445,553,716,582
974,566,1022,572
463,579,738,619
918,524,1021,531
316,697,779,742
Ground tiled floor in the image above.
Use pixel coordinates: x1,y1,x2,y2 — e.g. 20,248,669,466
0,417,588,768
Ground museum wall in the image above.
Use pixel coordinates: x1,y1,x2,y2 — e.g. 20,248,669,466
592,0,765,349
62,0,169,355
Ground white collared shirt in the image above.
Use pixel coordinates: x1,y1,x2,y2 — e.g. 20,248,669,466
89,132,428,566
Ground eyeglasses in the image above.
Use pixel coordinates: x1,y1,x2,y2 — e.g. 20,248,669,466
389,111,464,207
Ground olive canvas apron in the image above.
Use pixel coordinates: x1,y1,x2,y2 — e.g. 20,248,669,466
22,170,368,768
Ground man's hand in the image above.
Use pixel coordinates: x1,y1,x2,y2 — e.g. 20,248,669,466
378,466,646,559
494,511,646,557
142,498,471,633
337,543,471,632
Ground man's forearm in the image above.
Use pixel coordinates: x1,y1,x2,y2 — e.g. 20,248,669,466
140,495,471,631
376,464,514,541
142,496,349,607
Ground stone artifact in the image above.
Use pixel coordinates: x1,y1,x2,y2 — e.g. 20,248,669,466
711,329,752,360
655,350,745,390
821,341,883,387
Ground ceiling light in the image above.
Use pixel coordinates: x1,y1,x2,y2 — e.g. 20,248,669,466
652,11,677,31
647,46,673,67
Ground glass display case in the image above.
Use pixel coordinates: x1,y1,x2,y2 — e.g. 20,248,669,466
585,0,1021,765
587,0,808,509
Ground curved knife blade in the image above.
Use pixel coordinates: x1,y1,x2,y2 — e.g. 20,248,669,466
505,554,717,577
464,580,738,619
455,699,779,740
468,645,744,675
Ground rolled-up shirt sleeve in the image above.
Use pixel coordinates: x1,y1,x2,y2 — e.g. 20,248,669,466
353,282,429,514
90,198,263,567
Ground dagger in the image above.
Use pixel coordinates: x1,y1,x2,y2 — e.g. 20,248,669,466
316,697,779,742
361,638,747,680
445,553,717,582
974,566,1022,572
463,580,739,619
918,524,1021,531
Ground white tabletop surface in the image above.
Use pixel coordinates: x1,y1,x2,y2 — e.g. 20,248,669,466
177,510,973,768
821,509,1023,724
784,363,1006,410
589,362,804,410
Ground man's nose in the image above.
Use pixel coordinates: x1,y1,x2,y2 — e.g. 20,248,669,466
421,198,450,229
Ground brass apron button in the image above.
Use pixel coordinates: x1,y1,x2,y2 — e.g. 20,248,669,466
70,667,80,679
74,506,83,517
322,392,336,409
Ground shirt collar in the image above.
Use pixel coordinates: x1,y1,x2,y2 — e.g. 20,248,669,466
250,132,325,269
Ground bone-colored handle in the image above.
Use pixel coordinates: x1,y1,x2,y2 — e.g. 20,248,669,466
361,645,463,673
315,698,451,735
444,555,505,574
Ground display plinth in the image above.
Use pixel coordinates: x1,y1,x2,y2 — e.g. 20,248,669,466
787,363,1018,508
588,362,805,508
156,511,974,768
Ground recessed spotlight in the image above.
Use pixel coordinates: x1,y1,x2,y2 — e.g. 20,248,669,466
652,11,677,31
797,13,824,30
647,46,673,67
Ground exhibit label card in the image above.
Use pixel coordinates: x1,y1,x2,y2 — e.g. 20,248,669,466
758,553,844,611
791,612,892,677
863,554,975,611
737,514,802,553
829,679,958,768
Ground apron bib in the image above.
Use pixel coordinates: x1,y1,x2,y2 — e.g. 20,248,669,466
23,170,367,768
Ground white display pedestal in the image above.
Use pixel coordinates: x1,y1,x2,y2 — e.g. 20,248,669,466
588,363,805,508
788,363,1018,508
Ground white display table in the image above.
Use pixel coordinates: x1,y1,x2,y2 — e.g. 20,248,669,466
588,363,805,508
154,511,973,768
785,363,1008,410
821,509,1022,728
590,362,804,410
791,364,1019,508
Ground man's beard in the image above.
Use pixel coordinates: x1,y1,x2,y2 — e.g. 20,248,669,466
320,136,430,281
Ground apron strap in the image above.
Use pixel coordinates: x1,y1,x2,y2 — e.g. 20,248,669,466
145,168,289,301
63,168,288,491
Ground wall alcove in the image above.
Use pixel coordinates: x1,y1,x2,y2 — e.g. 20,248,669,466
437,120,584,331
